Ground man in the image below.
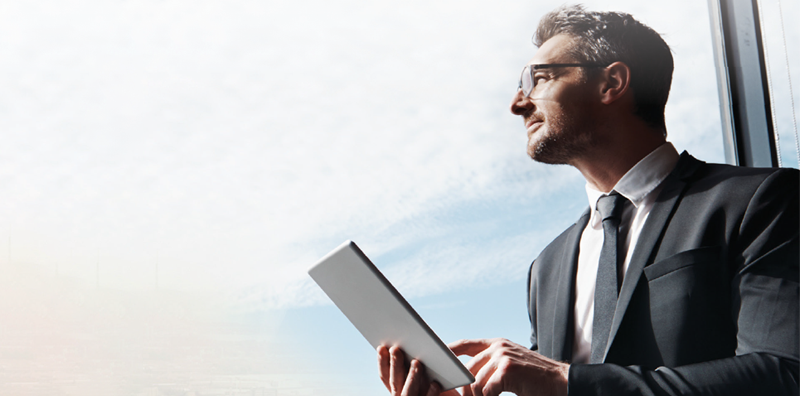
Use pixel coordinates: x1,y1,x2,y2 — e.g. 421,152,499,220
378,5,799,396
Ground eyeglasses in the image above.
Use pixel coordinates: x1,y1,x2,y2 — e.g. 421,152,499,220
518,63,604,98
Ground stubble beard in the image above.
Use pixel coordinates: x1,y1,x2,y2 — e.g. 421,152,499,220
526,107,593,165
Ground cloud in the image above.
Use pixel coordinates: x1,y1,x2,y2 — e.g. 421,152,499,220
0,0,755,310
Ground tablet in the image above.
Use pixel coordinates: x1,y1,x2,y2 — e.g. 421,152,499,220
308,240,475,390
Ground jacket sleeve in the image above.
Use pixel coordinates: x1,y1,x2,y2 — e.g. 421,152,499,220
568,169,799,396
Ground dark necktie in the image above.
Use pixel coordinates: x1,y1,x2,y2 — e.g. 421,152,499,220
590,192,627,364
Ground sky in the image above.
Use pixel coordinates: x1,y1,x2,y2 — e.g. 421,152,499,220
0,0,798,395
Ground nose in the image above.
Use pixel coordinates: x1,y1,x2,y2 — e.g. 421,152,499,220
510,89,534,116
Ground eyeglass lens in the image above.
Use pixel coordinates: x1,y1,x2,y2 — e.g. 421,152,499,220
520,66,533,97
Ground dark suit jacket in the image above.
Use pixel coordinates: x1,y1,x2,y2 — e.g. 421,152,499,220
527,152,799,395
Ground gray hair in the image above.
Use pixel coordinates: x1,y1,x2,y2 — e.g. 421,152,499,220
534,5,674,130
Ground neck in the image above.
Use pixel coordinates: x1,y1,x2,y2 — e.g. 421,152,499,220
571,123,666,193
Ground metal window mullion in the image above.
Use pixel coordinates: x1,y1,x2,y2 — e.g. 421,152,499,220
707,0,778,168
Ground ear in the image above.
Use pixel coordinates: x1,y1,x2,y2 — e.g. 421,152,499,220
598,61,631,105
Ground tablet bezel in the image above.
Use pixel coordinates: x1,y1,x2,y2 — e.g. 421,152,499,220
308,240,475,390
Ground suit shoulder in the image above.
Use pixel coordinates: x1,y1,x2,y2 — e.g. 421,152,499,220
684,157,798,193
698,161,797,177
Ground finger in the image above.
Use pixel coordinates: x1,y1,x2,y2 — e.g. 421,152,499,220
401,359,422,396
469,373,487,396
389,346,406,395
461,383,475,396
426,381,441,396
480,364,505,396
449,338,495,357
378,345,392,391
464,346,493,375
470,356,499,396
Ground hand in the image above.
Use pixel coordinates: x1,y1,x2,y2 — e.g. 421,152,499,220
377,345,460,396
449,338,569,396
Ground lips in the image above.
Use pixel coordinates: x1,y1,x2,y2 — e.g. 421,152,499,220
526,119,542,128
526,118,544,136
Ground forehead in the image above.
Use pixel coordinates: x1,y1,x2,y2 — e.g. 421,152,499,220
528,34,576,66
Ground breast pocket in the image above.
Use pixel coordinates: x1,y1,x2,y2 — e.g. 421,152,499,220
642,246,734,364
644,246,721,281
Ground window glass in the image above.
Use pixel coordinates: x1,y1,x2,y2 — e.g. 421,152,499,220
758,0,800,168
0,1,766,395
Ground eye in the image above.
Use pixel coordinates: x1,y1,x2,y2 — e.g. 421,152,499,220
534,75,548,88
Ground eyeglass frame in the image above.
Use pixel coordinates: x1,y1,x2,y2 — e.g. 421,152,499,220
518,63,606,98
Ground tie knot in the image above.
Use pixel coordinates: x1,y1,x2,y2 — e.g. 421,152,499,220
596,192,627,222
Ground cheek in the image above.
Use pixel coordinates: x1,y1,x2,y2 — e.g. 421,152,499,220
539,101,566,124
531,88,572,113
534,79,574,99
530,86,556,102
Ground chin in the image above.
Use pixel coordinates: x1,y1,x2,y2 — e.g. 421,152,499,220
527,139,572,165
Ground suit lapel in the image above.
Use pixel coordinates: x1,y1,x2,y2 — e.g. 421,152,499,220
602,153,701,361
550,210,589,361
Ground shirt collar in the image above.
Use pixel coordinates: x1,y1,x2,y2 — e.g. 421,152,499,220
585,142,680,211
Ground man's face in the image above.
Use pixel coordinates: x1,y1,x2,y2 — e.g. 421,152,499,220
510,34,600,164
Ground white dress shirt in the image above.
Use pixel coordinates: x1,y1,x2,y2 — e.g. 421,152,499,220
571,142,680,364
